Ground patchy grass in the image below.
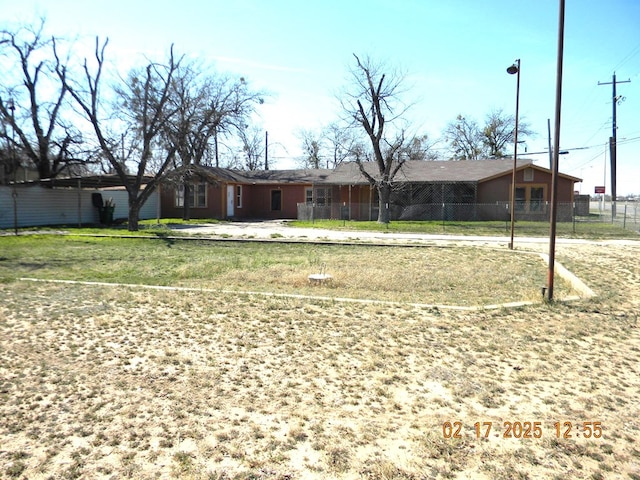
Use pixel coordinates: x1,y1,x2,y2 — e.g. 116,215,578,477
0,218,220,238
0,235,570,306
0,238,639,479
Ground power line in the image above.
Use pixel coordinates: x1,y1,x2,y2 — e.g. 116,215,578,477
613,41,640,72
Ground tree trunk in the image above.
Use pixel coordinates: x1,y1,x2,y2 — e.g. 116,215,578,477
182,181,191,221
37,159,52,180
128,199,141,231
377,183,391,224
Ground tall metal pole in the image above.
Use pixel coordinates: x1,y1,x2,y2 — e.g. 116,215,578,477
507,59,521,250
8,100,18,235
547,0,566,302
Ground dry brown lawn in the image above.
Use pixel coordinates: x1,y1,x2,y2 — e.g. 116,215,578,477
1,241,639,479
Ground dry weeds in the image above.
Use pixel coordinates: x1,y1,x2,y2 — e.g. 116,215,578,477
1,242,639,479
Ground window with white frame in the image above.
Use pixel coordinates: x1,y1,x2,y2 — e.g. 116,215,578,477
312,187,332,206
175,186,185,207
175,183,207,208
236,185,242,208
305,187,332,206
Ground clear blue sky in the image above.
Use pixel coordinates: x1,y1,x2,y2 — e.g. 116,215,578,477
2,0,639,195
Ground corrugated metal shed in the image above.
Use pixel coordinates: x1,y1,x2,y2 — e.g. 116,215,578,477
0,181,158,229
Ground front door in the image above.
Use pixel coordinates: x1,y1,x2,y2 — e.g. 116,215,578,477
226,185,234,217
271,190,282,212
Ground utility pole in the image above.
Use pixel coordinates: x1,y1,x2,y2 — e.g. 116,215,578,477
546,0,565,302
598,73,630,218
264,131,269,170
214,127,219,168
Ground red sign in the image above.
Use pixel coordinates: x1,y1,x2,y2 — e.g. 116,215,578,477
594,186,606,194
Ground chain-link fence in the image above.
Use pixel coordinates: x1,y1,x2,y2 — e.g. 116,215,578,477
297,199,640,234
297,182,639,234
584,200,640,229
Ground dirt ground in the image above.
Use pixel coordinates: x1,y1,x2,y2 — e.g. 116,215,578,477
1,237,639,479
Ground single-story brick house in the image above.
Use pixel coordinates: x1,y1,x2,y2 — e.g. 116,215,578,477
160,166,333,220
159,159,581,221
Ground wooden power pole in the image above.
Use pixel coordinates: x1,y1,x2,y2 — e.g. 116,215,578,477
264,131,269,170
598,73,630,217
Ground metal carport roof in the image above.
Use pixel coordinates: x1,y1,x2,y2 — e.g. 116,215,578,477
10,174,154,189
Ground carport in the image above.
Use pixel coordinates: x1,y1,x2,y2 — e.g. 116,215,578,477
1,175,156,231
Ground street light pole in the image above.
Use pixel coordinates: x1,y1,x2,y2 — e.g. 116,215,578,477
507,59,521,250
7,99,19,235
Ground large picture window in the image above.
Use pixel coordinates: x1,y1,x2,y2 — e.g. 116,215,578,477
306,187,332,206
175,183,207,208
514,184,546,213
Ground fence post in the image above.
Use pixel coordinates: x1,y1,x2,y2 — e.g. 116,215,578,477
623,204,627,230
12,186,18,235
611,199,614,224
599,196,602,219
505,203,509,231
77,179,83,228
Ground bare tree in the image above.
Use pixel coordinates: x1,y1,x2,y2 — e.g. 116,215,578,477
324,122,356,168
444,110,534,159
482,108,533,158
236,125,265,171
170,69,265,167
341,54,413,223
442,115,483,160
163,62,263,218
296,128,324,169
0,21,88,180
400,134,439,161
63,38,182,230
296,123,359,169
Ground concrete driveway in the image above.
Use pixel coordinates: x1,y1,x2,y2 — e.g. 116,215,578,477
171,220,638,247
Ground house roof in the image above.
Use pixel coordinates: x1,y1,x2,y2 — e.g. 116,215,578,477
234,168,334,184
185,160,581,186
14,160,581,190
198,166,334,184
328,159,581,185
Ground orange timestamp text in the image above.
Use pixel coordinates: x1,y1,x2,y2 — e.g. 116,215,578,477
442,421,603,439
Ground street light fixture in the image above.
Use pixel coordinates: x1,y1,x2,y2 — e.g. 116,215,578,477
507,59,521,250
